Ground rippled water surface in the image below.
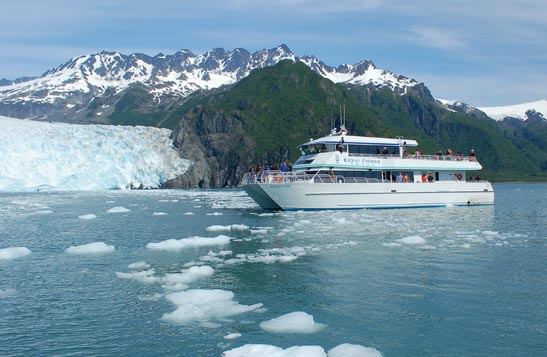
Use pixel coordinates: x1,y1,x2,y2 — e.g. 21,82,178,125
1,184,546,356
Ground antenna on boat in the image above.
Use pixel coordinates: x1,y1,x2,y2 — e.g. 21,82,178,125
330,107,336,135
338,105,348,136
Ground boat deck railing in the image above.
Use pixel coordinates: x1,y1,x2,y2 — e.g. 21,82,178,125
242,171,391,185
242,170,487,185
347,152,477,162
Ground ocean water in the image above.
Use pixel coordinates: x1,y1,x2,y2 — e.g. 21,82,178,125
0,183,546,356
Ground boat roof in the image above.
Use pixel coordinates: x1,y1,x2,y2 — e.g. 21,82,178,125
299,134,419,147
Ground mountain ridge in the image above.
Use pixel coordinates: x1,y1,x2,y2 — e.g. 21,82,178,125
0,44,419,122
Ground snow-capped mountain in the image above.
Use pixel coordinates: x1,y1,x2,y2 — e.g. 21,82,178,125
438,98,547,123
478,99,547,121
0,45,418,121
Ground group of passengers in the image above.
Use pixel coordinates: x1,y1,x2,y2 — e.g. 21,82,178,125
248,162,292,183
409,148,475,161
375,146,475,161
396,172,411,183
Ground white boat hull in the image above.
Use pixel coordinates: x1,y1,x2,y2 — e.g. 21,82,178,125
243,181,494,210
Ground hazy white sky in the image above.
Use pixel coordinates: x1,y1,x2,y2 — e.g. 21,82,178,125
1,0,546,106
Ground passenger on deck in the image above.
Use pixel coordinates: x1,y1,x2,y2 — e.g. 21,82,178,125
404,172,410,183
264,165,271,183
421,174,427,182
382,147,389,155
469,149,476,161
427,172,434,182
396,172,404,183
280,162,289,172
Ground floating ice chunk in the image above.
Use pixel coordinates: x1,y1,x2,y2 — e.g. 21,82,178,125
328,343,383,357
183,212,195,215
223,333,242,340
249,255,298,264
146,235,232,251
0,247,31,260
0,288,17,298
106,206,131,213
153,212,167,216
231,224,249,231
128,261,151,270
259,311,325,333
78,214,97,220
207,225,231,232
223,344,326,357
207,212,223,216
396,236,426,244
65,242,115,254
162,289,263,325
162,266,214,286
116,269,159,284
207,224,250,232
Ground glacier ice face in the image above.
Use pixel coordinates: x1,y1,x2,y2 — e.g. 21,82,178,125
0,116,190,192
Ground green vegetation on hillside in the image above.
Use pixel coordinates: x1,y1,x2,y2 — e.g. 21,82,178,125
108,60,547,182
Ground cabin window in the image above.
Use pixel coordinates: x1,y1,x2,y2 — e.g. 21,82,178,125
300,144,333,155
337,170,383,180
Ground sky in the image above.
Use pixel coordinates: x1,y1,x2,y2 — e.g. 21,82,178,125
1,0,546,106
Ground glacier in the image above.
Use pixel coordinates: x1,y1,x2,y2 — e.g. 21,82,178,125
0,116,190,192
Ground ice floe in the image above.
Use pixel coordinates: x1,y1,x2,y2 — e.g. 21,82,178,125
259,311,325,333
162,289,263,325
65,242,115,254
397,236,426,244
116,265,214,291
223,345,326,357
206,224,249,232
78,213,97,220
0,247,31,260
223,333,241,340
328,343,383,357
116,269,158,284
106,206,131,213
146,235,232,251
223,343,382,357
128,261,151,270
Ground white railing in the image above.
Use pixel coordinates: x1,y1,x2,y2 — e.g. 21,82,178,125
242,171,388,185
347,152,476,162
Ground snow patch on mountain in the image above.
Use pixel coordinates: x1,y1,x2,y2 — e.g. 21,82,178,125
0,116,190,192
0,45,417,111
478,99,547,121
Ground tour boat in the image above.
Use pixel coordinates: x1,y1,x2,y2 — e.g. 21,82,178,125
241,125,494,210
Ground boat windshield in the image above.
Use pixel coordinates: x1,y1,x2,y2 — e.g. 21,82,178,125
299,144,330,155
